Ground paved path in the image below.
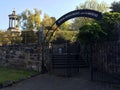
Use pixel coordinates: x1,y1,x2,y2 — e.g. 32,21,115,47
0,69,120,90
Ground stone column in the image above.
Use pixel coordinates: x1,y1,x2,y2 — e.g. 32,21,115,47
10,19,12,28
11,19,13,28
14,19,16,27
9,18,10,28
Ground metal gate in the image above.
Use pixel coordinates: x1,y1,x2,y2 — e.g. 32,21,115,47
51,42,89,77
91,41,120,84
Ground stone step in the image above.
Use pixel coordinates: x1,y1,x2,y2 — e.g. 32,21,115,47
52,55,89,68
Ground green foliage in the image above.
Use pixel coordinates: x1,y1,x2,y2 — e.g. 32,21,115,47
42,14,55,28
52,31,78,44
19,9,42,30
71,17,93,30
98,12,120,41
72,0,108,30
110,1,120,12
76,12,120,44
0,31,13,45
59,21,71,30
99,12,120,27
0,31,5,45
78,0,108,12
77,23,106,44
0,67,38,83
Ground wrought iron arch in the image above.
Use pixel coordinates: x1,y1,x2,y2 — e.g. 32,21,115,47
45,9,102,43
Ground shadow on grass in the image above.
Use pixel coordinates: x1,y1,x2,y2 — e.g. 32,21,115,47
0,66,40,88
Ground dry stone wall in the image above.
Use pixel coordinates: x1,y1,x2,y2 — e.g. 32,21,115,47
0,44,50,72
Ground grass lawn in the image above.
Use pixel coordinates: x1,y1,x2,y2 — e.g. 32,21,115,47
0,67,38,83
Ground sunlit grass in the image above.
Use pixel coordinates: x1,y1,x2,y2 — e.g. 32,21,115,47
0,67,38,83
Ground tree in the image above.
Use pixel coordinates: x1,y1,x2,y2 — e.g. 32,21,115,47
42,15,59,42
42,14,52,27
110,1,120,12
76,23,106,44
78,0,108,12
0,30,13,45
77,12,120,44
19,8,42,30
71,0,108,30
52,31,78,44
0,31,5,45
42,14,57,29
98,12,120,41
59,21,71,30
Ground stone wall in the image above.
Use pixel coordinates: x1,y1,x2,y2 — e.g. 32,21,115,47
0,44,51,72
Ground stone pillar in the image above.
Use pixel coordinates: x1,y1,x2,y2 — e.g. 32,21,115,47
11,19,13,28
14,19,16,27
10,19,12,28
9,19,10,28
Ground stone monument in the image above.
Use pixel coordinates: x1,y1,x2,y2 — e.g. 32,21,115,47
7,9,21,36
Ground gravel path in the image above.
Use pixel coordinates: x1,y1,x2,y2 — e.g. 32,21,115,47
0,69,120,90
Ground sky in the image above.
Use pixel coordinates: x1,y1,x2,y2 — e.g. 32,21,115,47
0,0,119,30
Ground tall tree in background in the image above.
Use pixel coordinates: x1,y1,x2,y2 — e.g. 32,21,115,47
79,0,108,12
71,0,108,30
110,1,120,12
19,9,42,44
42,14,53,27
42,14,57,29
19,8,42,30
59,21,71,30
